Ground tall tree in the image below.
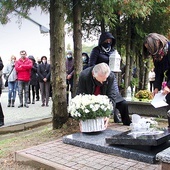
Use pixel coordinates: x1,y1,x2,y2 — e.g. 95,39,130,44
72,0,82,97
50,0,68,129
0,0,69,129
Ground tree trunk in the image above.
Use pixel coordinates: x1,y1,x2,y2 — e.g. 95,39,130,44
144,60,150,89
124,19,131,97
50,0,68,129
139,53,145,90
72,0,82,97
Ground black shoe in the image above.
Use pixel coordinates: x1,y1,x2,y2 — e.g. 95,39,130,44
0,122,4,127
18,104,23,108
41,103,45,107
24,104,29,108
32,101,35,104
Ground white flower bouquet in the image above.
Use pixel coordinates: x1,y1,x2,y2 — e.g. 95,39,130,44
68,94,113,121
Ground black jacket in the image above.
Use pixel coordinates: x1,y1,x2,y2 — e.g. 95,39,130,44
77,66,116,110
89,32,115,66
28,56,38,85
154,41,170,90
37,63,51,82
0,59,4,94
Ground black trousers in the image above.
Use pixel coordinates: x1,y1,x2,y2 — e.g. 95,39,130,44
0,103,4,122
116,100,131,125
149,81,155,92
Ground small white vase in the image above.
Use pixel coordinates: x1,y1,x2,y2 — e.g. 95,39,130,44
80,117,106,132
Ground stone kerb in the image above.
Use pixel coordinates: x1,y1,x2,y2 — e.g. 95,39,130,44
126,100,167,118
156,147,170,170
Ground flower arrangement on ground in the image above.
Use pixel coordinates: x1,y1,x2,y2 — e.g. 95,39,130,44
68,94,113,121
135,90,153,100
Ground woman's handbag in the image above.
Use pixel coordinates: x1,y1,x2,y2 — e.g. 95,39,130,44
4,79,8,87
4,67,14,87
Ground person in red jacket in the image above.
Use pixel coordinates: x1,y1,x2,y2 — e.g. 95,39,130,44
15,50,33,108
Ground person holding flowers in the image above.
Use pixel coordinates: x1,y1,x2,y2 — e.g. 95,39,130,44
75,62,131,126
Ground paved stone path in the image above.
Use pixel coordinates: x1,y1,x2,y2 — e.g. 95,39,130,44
0,89,52,132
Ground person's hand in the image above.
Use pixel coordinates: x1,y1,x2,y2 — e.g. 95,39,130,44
67,74,72,80
43,78,47,82
162,86,170,95
104,117,109,129
153,88,159,96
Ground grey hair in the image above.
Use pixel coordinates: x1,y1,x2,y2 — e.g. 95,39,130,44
143,33,168,57
92,63,111,77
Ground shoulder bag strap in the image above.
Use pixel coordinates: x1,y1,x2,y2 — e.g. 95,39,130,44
7,67,14,79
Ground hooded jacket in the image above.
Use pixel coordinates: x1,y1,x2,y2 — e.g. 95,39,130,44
28,55,38,85
89,32,123,103
89,32,116,66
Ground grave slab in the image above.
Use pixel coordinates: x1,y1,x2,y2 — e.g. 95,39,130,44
62,129,170,164
106,129,170,152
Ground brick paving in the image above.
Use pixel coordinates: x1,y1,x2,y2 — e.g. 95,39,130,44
15,138,161,170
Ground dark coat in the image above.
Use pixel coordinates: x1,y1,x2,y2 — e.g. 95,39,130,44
37,63,51,82
82,52,89,70
154,41,170,90
89,32,115,66
30,62,38,85
0,59,4,94
28,56,38,85
77,66,116,110
89,32,124,103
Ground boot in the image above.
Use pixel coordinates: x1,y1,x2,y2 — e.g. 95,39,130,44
168,117,170,128
32,97,35,104
27,98,31,104
18,95,23,108
114,109,122,123
11,99,15,107
24,103,29,108
167,110,170,128
7,100,11,107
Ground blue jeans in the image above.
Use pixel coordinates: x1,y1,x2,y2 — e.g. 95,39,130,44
18,80,29,104
8,81,17,100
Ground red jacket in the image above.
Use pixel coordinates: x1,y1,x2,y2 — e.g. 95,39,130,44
15,57,33,81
